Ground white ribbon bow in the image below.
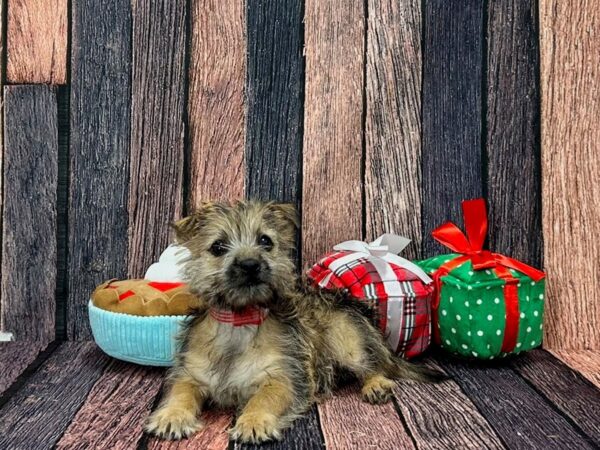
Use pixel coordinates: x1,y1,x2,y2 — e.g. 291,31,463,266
323,234,432,285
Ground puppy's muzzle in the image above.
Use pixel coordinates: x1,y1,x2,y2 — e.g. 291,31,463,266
233,258,266,286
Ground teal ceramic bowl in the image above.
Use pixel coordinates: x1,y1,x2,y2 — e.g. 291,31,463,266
88,300,191,366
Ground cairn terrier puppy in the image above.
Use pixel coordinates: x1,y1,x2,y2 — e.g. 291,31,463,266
145,201,442,443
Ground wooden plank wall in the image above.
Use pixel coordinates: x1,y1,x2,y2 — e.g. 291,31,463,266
0,0,596,354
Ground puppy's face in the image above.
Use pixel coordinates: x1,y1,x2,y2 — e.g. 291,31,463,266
172,201,298,310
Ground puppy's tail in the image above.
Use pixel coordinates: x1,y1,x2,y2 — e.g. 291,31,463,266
385,356,449,383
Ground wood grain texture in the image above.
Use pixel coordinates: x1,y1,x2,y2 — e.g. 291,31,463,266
439,356,595,449
245,0,303,204
511,350,600,444
1,85,58,343
69,0,131,339
394,361,505,449
302,0,364,266
147,410,231,450
365,0,422,260
421,0,484,257
0,342,110,450
128,0,186,278
57,362,164,450
318,384,414,450
6,0,67,83
549,350,600,390
234,405,325,450
0,342,45,396
486,0,542,267
188,0,245,207
540,0,600,349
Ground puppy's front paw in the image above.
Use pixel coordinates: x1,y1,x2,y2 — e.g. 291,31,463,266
230,411,282,443
144,406,203,440
361,375,395,405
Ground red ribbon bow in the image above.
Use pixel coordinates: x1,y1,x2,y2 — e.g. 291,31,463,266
430,198,545,354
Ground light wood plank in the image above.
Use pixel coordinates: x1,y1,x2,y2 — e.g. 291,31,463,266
1,85,58,343
57,362,164,450
128,0,186,277
302,0,364,266
486,0,542,267
365,0,422,259
318,384,414,450
0,343,110,449
188,0,245,207
421,1,484,257
394,361,505,449
540,0,600,349
549,350,600,389
69,0,132,339
6,0,67,83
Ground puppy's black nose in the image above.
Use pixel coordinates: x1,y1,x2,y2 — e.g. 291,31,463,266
237,258,261,275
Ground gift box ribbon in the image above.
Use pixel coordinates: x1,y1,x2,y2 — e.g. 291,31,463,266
430,198,545,353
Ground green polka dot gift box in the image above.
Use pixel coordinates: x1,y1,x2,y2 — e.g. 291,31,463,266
416,198,546,360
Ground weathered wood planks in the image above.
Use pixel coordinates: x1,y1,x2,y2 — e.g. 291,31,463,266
318,384,414,450
6,0,67,83
439,356,596,449
421,0,484,257
147,410,232,450
511,350,600,444
234,405,325,450
394,361,505,449
0,342,110,449
302,0,365,266
188,0,245,207
365,0,423,259
68,0,132,339
0,342,46,396
1,85,58,343
549,350,600,390
486,0,542,267
245,0,303,206
128,0,187,278
57,362,164,449
540,0,600,349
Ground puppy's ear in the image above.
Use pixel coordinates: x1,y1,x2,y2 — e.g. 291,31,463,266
170,202,215,243
266,202,299,235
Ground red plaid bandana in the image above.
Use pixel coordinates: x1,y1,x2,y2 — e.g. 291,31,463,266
209,306,269,326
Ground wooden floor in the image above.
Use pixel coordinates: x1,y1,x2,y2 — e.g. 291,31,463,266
0,343,598,450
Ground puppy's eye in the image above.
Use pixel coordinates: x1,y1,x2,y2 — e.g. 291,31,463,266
209,240,228,257
258,234,273,250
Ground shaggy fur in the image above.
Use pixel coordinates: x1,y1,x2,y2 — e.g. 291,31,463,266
144,201,444,443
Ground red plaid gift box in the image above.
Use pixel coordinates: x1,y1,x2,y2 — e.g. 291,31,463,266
307,235,434,359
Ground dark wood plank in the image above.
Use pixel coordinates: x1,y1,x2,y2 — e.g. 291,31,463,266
439,355,596,449
234,405,325,450
128,0,186,278
550,350,600,389
6,0,67,83
365,0,422,259
318,384,415,450
540,0,600,349
511,350,600,444
57,362,164,449
245,0,303,205
302,0,364,267
1,85,58,343
421,0,484,257
188,0,245,207
69,0,131,339
394,360,505,449
486,0,541,267
0,342,45,396
0,342,111,449
147,410,232,450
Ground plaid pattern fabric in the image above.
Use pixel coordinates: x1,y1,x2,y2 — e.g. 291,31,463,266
308,251,433,359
